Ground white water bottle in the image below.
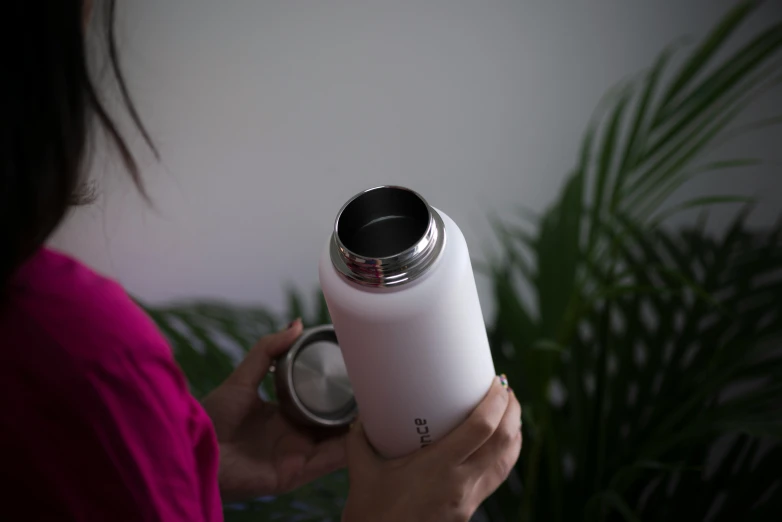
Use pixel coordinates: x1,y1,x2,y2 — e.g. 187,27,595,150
319,186,496,458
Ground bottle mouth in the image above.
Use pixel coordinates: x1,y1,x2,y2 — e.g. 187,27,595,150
330,186,446,287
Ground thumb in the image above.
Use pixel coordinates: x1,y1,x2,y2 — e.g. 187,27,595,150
346,419,381,474
228,319,303,388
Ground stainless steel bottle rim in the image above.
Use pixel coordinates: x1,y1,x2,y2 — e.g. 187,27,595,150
274,325,357,428
330,185,446,288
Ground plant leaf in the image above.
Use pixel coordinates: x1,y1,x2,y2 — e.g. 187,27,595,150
589,87,632,250
613,42,681,208
656,0,762,114
537,170,584,339
651,195,755,226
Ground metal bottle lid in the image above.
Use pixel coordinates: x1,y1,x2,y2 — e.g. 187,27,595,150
274,325,357,428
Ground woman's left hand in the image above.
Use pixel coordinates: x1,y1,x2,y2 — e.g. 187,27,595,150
202,319,347,502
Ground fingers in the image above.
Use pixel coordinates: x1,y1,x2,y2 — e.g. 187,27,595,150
346,420,381,475
300,434,348,482
436,377,510,462
228,319,303,388
467,391,522,498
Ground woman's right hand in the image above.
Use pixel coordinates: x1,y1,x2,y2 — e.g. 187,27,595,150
342,376,522,522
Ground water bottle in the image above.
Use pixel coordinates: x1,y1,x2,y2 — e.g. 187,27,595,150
319,185,496,458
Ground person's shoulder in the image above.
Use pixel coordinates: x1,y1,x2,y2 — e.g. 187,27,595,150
10,248,170,362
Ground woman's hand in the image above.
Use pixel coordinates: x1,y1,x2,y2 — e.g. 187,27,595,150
342,377,522,522
201,320,347,502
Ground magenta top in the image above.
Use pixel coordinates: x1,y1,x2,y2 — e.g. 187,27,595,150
0,249,223,521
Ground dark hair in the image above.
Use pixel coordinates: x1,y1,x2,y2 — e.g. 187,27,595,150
1,0,157,289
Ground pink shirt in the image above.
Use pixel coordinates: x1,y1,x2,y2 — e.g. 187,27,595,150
0,249,223,521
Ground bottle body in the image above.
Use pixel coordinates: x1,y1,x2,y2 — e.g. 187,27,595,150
319,205,496,458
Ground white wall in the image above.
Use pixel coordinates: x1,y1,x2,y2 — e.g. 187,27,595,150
51,0,782,316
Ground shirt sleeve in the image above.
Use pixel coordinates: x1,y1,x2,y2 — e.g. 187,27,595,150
70,349,222,521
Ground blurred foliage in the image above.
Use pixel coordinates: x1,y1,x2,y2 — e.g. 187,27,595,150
143,1,782,520
484,1,782,520
143,287,330,401
485,214,782,522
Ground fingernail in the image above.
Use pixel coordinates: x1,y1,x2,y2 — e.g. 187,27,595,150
499,373,509,391
287,318,301,330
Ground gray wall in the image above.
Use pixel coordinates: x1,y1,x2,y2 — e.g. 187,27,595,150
51,0,782,315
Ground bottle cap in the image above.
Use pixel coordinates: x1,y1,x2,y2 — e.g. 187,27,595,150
273,325,357,428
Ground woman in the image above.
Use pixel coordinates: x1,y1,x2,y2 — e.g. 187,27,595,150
0,1,522,521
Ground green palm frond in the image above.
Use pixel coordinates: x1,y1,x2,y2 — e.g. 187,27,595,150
488,1,782,521
491,213,782,521
583,0,781,229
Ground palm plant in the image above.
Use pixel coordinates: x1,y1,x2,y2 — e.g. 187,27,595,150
143,1,782,520
484,1,782,520
486,213,782,522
